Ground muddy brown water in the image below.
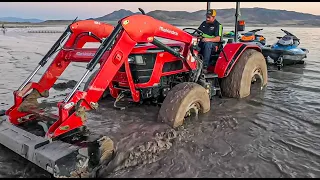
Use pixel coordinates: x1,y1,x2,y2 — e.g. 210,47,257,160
0,26,320,178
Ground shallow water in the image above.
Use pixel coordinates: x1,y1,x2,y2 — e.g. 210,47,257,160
0,26,320,178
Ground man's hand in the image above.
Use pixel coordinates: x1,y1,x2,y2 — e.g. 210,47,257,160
202,36,221,43
201,38,210,42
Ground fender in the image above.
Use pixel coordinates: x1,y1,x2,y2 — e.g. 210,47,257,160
214,43,261,78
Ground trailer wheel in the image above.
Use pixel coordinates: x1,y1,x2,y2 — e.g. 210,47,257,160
83,70,110,99
220,49,268,98
157,82,210,128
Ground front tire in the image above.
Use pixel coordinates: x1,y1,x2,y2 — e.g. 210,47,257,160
157,82,210,128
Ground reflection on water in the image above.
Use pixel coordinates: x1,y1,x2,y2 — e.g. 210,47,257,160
0,26,319,178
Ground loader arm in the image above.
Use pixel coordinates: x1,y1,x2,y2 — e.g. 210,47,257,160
5,20,114,125
48,14,195,138
37,20,114,91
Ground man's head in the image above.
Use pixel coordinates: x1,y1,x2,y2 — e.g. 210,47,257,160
206,9,216,23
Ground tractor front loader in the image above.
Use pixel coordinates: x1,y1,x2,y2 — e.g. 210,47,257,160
0,12,267,178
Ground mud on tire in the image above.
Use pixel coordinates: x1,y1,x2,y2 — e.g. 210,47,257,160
157,82,210,128
83,69,110,99
220,49,268,98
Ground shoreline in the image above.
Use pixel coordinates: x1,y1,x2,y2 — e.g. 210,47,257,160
2,22,320,29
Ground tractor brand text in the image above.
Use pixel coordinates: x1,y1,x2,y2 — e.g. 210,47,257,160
159,26,178,36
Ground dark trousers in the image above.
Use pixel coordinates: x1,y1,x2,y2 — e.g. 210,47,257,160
198,42,219,68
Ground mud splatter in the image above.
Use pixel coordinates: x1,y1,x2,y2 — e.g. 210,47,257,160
95,122,178,177
53,80,77,90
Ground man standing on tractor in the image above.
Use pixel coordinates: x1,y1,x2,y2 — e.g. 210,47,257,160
198,9,223,73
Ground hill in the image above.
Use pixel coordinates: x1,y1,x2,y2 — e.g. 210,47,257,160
90,7,320,27
87,9,140,21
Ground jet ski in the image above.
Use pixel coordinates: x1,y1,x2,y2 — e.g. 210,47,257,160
262,29,309,70
239,28,266,48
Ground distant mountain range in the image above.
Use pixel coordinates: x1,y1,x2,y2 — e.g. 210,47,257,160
87,8,320,27
0,17,43,23
1,8,320,27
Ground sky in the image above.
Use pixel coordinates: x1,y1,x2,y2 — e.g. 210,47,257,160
0,2,320,20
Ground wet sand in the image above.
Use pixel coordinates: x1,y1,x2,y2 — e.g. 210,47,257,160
0,26,320,178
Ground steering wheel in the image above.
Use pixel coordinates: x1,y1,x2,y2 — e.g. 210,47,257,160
183,28,204,38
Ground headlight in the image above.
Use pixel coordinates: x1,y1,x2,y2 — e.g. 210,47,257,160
128,55,146,65
135,55,145,65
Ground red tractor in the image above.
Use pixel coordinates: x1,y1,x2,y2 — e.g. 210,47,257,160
0,10,267,178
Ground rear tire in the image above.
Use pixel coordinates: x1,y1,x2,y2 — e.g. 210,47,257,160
157,82,210,128
220,49,268,98
83,70,110,99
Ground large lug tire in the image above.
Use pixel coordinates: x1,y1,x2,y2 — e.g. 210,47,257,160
220,49,268,98
83,70,110,99
157,82,210,129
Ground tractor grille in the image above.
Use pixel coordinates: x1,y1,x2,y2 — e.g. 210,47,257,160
119,53,157,83
162,60,183,72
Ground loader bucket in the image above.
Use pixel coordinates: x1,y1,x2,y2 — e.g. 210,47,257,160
0,113,113,178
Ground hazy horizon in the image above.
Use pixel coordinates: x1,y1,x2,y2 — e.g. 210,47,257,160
0,2,320,20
